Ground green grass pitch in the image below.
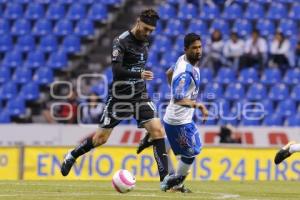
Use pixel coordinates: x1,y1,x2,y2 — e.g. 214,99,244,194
0,181,299,200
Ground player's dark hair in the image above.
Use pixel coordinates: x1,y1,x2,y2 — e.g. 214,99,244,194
140,9,160,26
184,33,201,48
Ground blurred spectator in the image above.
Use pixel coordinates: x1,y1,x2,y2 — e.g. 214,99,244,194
219,125,241,144
223,32,245,70
42,90,79,124
239,30,267,71
202,29,228,70
80,93,104,124
269,32,291,70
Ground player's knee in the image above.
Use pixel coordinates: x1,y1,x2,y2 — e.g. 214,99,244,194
93,132,109,146
149,126,164,139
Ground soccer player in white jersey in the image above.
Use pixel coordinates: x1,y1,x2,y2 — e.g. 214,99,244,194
160,33,208,192
274,141,300,164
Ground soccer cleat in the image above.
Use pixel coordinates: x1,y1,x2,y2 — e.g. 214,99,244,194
274,141,296,165
170,184,192,193
137,133,153,154
160,174,186,191
61,151,76,176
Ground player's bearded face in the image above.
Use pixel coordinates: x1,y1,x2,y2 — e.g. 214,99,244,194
136,21,155,41
186,40,202,63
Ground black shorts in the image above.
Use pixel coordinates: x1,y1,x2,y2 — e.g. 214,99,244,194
99,97,157,128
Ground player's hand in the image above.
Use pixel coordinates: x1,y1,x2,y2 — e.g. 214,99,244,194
141,70,154,80
198,104,208,124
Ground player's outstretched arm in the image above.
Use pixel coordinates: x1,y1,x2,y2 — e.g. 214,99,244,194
166,68,174,85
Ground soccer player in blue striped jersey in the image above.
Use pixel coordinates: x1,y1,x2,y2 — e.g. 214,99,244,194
161,33,208,192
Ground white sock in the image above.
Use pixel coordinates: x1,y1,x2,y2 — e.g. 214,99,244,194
289,144,300,153
176,159,192,176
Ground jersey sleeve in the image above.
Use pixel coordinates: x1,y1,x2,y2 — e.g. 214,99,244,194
111,38,125,63
172,73,192,100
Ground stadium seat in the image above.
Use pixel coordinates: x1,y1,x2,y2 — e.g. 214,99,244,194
61,35,81,53
66,3,86,21
241,113,262,126
146,51,159,68
19,82,40,101
0,82,17,100
158,4,176,20
238,68,259,84
33,67,54,85
11,19,31,36
232,19,252,37
0,34,13,52
2,50,23,68
47,51,68,69
24,2,45,20
215,67,236,84
203,83,223,101
222,3,243,19
45,3,66,20
152,35,172,53
39,35,58,53
200,67,214,84
246,83,267,101
267,3,288,20
87,3,108,22
278,19,297,36
14,0,30,4
224,83,245,100
0,19,10,35
283,68,300,85
210,19,229,36
0,110,11,123
4,3,23,20
173,35,184,53
257,99,274,116
269,83,289,101
53,19,73,36
187,19,208,37
286,114,300,127
276,99,296,117
244,3,264,20
178,3,198,20
6,97,26,116
219,112,239,126
263,114,283,126
78,0,94,5
24,50,45,68
74,19,95,37
261,68,281,85
57,0,75,4
289,3,300,20
256,19,275,37
199,5,220,20
12,67,32,84
291,85,300,101
15,34,35,52
164,19,185,37
32,19,53,36
159,51,179,69
0,67,10,84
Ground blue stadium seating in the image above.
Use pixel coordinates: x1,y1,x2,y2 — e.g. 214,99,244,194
12,67,32,84
0,67,10,84
200,67,213,84
11,19,31,36
7,97,26,116
158,4,176,20
261,68,281,85
32,19,53,36
53,19,73,36
19,82,40,101
67,3,86,21
0,19,10,35
222,4,243,19
247,83,267,101
25,3,45,20
215,67,236,84
0,82,17,100
269,83,289,101
263,114,283,126
286,114,300,127
2,50,23,68
283,68,300,85
33,67,54,85
47,51,68,69
16,35,35,52
244,3,264,19
238,68,259,84
4,3,23,20
178,3,198,20
291,85,300,101
24,50,45,69
75,19,95,37
0,34,13,52
46,3,66,20
276,99,296,117
224,83,245,100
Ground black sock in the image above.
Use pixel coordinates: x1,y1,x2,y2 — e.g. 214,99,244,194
152,138,168,181
71,137,94,159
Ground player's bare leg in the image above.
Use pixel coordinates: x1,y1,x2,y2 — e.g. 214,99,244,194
61,128,113,176
143,118,169,183
274,141,296,165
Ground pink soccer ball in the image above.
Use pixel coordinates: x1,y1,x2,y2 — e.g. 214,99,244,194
112,169,136,193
